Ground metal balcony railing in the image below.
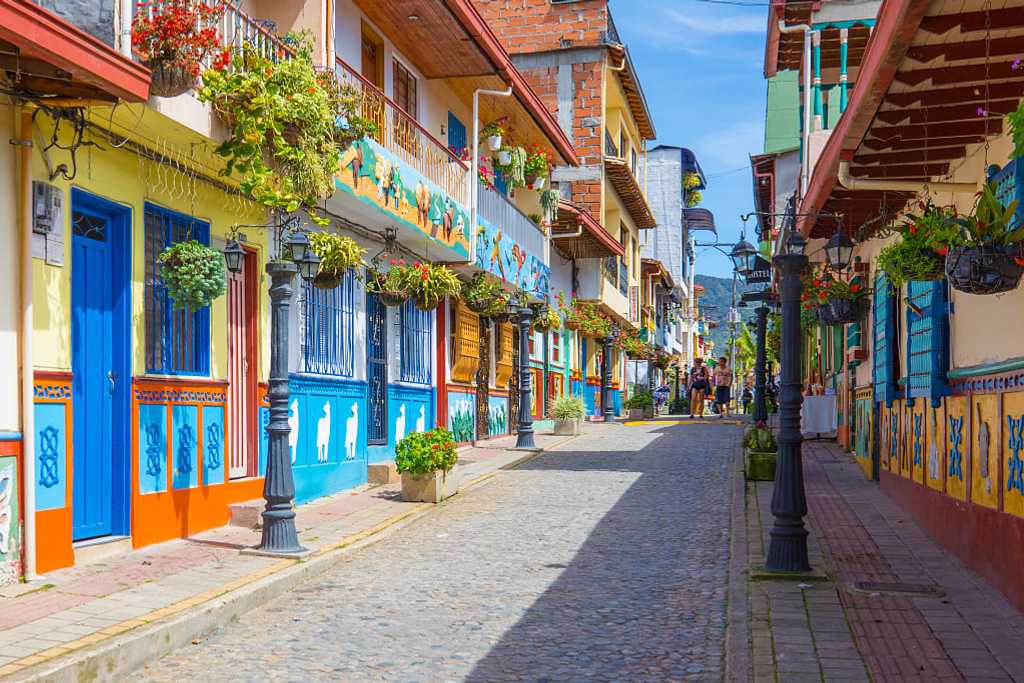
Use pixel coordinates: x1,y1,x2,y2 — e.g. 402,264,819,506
477,181,547,266
213,1,290,64
336,58,468,206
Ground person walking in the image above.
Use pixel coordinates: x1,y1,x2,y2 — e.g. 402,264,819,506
741,380,753,414
688,358,709,419
713,356,733,417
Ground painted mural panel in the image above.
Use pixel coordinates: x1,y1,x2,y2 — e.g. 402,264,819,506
488,396,509,437
34,403,67,511
172,405,199,490
448,391,476,443
288,377,368,504
971,394,1000,510
138,404,167,495
203,406,225,486
853,394,872,479
258,406,269,477
899,403,914,479
911,401,926,485
946,396,967,501
0,455,20,585
337,138,470,258
926,403,946,492
1003,392,1024,518
474,216,550,299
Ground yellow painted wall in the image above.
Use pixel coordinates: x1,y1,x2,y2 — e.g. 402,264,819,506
946,395,968,501
971,393,1000,510
29,110,269,382
0,105,21,432
1003,392,1024,518
926,403,946,492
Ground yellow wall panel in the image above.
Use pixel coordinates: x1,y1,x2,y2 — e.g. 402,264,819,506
911,400,926,485
971,394,1000,509
926,402,946,492
899,402,913,479
1003,392,1024,518
946,396,967,501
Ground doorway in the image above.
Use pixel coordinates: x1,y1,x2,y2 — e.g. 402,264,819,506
70,189,130,541
227,246,258,478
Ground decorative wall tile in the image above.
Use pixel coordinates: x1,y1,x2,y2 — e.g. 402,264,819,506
971,394,999,510
203,406,225,486
34,403,66,511
448,391,476,443
927,404,947,492
138,404,167,494
172,405,199,490
0,456,19,586
946,396,967,501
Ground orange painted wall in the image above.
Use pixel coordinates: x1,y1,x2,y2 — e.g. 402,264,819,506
33,372,74,574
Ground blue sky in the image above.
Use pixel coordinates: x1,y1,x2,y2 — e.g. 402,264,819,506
614,0,769,278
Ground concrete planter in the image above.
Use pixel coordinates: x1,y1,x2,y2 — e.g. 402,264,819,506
643,406,655,419
400,470,459,503
629,408,645,420
553,417,582,436
744,449,777,481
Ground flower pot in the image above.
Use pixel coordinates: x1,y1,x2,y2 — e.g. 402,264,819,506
744,449,777,481
818,297,864,326
415,295,440,312
465,298,492,314
643,406,655,419
628,408,645,420
945,245,1024,295
487,134,502,152
553,417,582,436
146,61,198,98
313,270,343,290
565,319,580,331
400,470,457,503
376,290,408,307
526,175,546,190
497,149,512,166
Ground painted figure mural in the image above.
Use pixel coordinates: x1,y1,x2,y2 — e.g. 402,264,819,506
345,404,360,460
316,402,331,464
288,399,300,464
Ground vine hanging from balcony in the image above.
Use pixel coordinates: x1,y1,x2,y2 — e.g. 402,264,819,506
684,171,702,208
132,0,224,97
198,34,375,226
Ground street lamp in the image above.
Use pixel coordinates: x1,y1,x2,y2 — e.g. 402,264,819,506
824,229,855,271
765,230,811,572
515,303,537,449
601,324,621,422
223,238,245,274
730,237,758,276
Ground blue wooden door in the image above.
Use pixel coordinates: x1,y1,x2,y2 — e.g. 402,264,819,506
71,194,130,541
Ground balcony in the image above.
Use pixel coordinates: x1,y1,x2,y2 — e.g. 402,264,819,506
332,57,471,259
475,181,550,297
603,145,656,230
210,1,290,65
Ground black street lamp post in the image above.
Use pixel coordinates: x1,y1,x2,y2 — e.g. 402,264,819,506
600,326,620,422
765,233,811,572
515,305,536,449
753,304,769,423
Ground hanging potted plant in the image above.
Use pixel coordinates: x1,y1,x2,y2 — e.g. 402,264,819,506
532,306,561,332
309,232,365,289
877,200,958,288
461,273,508,315
390,261,462,311
572,301,612,339
943,182,1024,295
495,146,528,189
159,240,227,311
524,145,551,190
366,259,412,307
820,277,868,325
132,0,224,98
539,188,560,225
619,331,649,359
481,117,508,152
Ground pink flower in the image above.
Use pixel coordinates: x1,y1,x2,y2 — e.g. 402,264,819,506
1013,58,1022,71
977,107,988,117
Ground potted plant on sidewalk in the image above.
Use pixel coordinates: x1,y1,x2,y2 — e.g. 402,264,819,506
943,182,1024,295
309,232,365,289
132,0,224,98
395,427,459,503
625,391,654,420
552,396,585,436
743,422,777,481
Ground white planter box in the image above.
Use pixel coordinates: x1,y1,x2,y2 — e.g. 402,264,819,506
400,470,459,503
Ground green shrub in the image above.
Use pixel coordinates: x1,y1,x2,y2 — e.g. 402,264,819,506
625,391,653,409
159,240,226,311
743,424,777,452
552,396,584,420
395,428,458,476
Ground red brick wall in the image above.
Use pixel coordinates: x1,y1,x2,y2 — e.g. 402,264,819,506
473,0,609,54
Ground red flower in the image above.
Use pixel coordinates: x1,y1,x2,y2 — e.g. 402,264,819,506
909,225,917,235
399,259,406,266
389,258,398,266
935,247,949,256
849,283,861,293
421,273,429,281
1015,257,1024,267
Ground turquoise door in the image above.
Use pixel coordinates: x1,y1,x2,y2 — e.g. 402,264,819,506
71,190,130,541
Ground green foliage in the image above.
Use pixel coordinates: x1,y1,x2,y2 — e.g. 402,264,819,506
625,391,654,409
461,273,509,316
158,240,226,311
407,262,462,310
198,36,372,226
955,182,1024,247
669,396,690,414
1010,99,1024,159
480,117,507,140
684,171,702,190
496,146,528,188
395,428,458,475
743,424,777,452
309,232,365,277
876,240,945,289
766,313,780,364
551,396,585,420
563,299,611,338
539,188,560,223
685,189,702,207
532,307,561,332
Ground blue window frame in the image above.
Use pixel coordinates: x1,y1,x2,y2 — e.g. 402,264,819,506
872,273,899,406
399,300,432,384
302,272,355,376
144,204,210,375
905,280,949,407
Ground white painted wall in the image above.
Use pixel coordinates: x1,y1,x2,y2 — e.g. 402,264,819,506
0,106,20,433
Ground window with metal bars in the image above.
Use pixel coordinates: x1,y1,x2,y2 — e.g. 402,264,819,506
366,293,388,444
144,204,210,376
301,273,355,377
398,300,431,384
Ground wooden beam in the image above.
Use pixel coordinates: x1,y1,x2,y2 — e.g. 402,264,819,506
860,134,984,152
875,99,1018,126
919,8,1024,36
854,146,967,165
849,162,950,178
896,60,1020,86
886,81,1024,107
869,118,1002,141
907,36,1024,63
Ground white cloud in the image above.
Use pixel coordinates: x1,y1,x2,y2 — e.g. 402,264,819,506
693,119,765,169
661,8,767,35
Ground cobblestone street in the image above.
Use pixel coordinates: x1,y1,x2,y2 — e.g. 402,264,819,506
137,422,737,682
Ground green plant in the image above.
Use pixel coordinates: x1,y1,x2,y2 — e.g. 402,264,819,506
539,188,560,223
685,189,702,208
199,36,372,226
954,182,1024,247
309,232,365,277
496,146,528,188
397,261,461,310
625,391,654,409
684,171,702,190
551,396,585,420
524,145,551,179
618,331,650,359
532,307,561,332
529,213,543,226
1010,97,1024,159
366,260,412,298
669,396,690,414
877,240,945,288
461,273,509,316
743,423,777,452
394,427,458,475
480,117,508,140
158,240,227,311
563,299,611,338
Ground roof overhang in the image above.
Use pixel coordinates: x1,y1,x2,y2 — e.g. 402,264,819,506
551,199,624,259
682,208,717,234
607,44,656,140
0,0,150,102
604,156,657,229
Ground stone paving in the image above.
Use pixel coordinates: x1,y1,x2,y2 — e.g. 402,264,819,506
136,422,738,682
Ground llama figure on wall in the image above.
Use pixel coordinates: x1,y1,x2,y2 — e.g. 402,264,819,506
395,405,407,444
288,399,299,464
415,405,426,433
316,402,331,463
344,403,359,460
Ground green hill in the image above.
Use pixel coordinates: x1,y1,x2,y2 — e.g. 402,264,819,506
694,274,751,357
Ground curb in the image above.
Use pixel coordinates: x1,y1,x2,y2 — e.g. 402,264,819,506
4,433,581,683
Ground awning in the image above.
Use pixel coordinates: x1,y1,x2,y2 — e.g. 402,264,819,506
551,199,624,259
0,0,150,102
683,208,717,234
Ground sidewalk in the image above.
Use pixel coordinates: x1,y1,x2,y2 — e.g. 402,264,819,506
0,431,576,682
739,439,1024,682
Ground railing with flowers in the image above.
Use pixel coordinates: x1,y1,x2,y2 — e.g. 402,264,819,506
477,179,547,266
208,0,291,64
335,57,468,206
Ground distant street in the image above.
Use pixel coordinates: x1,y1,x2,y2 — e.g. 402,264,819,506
137,422,737,682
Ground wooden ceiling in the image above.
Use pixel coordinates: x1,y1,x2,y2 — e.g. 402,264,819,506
778,24,873,72
810,0,1024,238
551,200,624,259
604,157,657,229
354,0,492,79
